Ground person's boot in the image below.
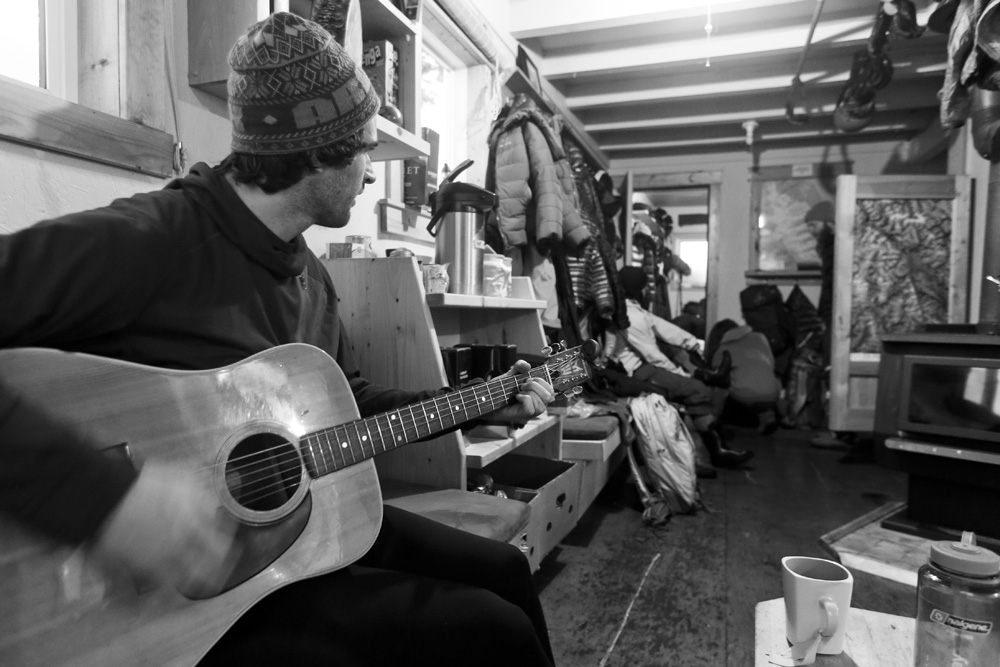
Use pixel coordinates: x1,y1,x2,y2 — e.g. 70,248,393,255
695,462,718,479
687,349,711,370
694,350,732,389
702,425,754,469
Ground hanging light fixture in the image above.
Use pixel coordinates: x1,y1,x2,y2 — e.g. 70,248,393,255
704,3,713,67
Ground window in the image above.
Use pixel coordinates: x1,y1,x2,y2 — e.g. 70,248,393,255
0,2,44,88
420,36,462,186
419,1,500,189
0,0,173,176
677,239,709,287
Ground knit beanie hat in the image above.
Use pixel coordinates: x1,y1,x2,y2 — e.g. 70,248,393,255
227,12,379,155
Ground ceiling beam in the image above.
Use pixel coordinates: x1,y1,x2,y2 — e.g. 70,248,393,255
538,16,880,79
508,0,805,38
593,107,938,149
578,78,943,130
605,129,927,161
556,41,946,107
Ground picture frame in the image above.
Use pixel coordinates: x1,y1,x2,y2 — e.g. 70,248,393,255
378,198,435,247
747,162,852,277
516,45,542,93
828,175,971,432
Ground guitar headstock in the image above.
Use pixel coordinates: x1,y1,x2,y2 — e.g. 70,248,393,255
541,340,599,395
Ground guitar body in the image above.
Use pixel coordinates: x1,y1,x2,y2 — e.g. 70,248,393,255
0,344,383,667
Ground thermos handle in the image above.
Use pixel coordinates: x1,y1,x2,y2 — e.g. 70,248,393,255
426,207,446,237
426,159,476,237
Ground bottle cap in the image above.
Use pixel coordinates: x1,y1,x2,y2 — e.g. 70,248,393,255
930,532,1000,577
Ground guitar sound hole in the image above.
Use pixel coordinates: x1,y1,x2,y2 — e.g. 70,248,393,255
225,434,302,512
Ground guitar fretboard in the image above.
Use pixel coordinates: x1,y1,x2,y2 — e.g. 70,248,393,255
299,367,551,478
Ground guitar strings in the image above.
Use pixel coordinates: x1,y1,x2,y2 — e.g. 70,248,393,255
189,368,525,474
220,358,573,505
224,374,525,507
196,362,562,475
216,360,574,506
217,390,502,508
215,369,523,474
189,359,575,507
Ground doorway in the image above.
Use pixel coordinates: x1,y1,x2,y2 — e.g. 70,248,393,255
632,186,710,321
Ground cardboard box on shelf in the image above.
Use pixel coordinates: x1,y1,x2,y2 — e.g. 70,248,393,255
362,40,399,110
403,157,427,207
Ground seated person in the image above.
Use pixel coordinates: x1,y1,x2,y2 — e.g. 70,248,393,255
603,267,753,469
672,299,707,341
0,13,556,666
707,319,782,434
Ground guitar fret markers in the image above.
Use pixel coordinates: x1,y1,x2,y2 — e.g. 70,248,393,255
299,347,591,479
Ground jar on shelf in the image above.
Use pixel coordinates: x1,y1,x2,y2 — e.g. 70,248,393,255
345,235,375,258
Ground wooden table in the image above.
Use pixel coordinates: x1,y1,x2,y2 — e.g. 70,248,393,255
754,598,914,666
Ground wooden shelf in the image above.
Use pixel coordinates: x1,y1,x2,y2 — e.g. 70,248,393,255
504,69,608,172
744,269,822,283
426,293,546,309
189,0,427,162
465,414,561,468
372,115,429,161
359,0,415,39
362,0,423,156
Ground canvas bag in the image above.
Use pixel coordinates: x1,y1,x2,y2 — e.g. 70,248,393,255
627,393,700,516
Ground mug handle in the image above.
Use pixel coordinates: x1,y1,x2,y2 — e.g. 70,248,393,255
817,596,839,638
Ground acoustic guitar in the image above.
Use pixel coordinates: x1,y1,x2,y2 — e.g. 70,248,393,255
0,342,594,666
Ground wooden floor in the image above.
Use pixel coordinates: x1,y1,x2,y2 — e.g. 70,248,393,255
534,426,918,667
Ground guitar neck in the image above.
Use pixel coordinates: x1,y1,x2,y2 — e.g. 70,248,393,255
299,367,550,479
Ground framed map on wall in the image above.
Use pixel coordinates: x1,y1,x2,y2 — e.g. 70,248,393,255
748,162,852,276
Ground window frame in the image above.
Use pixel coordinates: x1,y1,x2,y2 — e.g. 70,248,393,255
419,0,497,186
0,0,174,177
420,30,465,181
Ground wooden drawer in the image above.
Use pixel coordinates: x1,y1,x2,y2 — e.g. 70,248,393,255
562,426,621,461
577,444,626,516
481,454,582,572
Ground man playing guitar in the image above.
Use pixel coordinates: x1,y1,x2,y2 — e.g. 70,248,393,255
0,12,557,667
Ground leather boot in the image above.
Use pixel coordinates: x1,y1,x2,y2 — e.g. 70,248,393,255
694,350,732,389
687,349,711,370
701,426,754,469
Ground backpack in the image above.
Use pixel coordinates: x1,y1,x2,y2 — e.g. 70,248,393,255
627,394,700,522
740,284,796,378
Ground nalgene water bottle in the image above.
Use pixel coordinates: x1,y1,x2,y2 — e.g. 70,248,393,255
914,531,1000,666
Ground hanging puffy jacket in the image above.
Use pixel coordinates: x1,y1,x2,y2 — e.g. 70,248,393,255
487,94,589,252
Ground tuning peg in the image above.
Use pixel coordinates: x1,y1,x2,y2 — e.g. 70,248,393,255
541,341,565,356
564,386,583,397
581,339,601,361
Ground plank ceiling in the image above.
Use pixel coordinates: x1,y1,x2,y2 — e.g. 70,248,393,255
509,0,949,162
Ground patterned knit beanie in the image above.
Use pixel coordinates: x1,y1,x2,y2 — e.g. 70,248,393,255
227,12,379,155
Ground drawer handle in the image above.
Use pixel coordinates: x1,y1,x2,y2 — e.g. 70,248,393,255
556,492,566,509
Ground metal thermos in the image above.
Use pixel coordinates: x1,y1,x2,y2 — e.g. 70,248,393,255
426,159,498,296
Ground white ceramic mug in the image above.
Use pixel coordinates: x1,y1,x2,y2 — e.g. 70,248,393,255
781,556,854,663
